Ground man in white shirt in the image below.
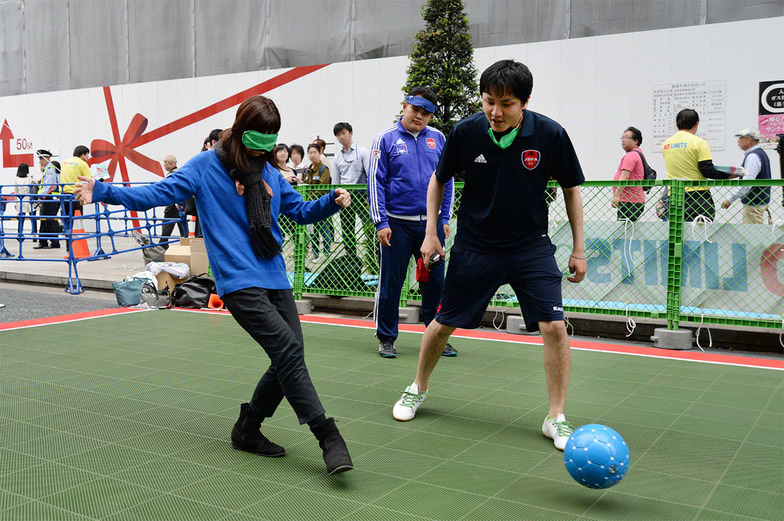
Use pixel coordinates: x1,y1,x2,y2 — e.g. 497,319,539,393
721,128,772,224
332,122,373,259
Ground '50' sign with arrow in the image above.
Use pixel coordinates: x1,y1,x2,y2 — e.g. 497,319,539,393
0,120,35,168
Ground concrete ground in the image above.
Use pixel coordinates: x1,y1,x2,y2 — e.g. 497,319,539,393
0,233,160,290
0,281,116,323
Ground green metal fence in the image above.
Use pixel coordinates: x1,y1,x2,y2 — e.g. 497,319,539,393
288,179,784,332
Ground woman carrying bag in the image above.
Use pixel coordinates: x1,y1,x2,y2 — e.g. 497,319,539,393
14,163,38,243
74,95,354,476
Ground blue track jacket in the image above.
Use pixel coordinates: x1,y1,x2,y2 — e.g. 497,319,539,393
92,149,340,296
367,119,454,231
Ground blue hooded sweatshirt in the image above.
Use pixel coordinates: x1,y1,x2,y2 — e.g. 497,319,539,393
92,149,340,296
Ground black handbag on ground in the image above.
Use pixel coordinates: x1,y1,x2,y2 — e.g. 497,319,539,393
171,274,216,308
141,281,173,309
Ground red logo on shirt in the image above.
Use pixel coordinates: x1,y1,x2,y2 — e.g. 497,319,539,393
426,138,436,149
522,150,540,170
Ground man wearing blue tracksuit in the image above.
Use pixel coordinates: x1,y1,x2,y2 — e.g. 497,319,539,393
367,87,456,358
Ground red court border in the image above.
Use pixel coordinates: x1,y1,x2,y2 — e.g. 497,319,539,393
2,308,782,370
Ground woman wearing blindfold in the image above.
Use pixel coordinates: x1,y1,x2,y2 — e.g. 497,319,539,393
74,95,355,476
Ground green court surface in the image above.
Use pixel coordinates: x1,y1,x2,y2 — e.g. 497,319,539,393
1,310,782,521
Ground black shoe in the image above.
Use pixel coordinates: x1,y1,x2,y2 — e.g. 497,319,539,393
310,418,354,475
378,339,396,358
33,243,50,250
441,343,458,357
50,243,60,249
230,403,285,457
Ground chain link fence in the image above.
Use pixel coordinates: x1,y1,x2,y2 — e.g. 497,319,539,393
291,180,784,332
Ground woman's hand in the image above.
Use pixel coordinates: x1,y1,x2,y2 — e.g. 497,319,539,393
334,188,351,208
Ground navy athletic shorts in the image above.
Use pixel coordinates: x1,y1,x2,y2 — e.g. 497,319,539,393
435,242,564,332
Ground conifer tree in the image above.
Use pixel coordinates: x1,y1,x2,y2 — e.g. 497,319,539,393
401,0,480,135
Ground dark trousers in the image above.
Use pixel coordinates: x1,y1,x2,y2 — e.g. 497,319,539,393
160,203,187,242
376,217,445,341
222,287,325,425
616,202,645,222
62,198,82,251
684,190,715,222
39,199,61,247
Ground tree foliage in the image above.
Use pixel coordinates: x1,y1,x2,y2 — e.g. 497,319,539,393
401,0,480,135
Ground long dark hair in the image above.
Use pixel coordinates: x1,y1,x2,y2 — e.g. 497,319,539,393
219,96,281,172
16,163,29,178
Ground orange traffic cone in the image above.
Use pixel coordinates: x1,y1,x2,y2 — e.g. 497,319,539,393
65,210,91,260
207,293,224,310
189,216,197,237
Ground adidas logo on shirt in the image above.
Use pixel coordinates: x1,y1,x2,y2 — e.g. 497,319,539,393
474,154,487,163
395,138,405,144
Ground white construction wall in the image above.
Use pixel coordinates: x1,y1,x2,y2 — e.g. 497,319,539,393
1,17,782,190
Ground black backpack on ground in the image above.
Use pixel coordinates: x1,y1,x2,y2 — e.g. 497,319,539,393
632,149,656,192
171,274,216,308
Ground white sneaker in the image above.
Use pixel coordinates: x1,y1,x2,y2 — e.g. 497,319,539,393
542,414,575,451
393,383,428,421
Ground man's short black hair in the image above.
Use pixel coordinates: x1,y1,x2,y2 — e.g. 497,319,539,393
73,145,89,158
290,144,305,158
625,126,643,146
333,122,353,136
208,128,222,143
676,109,699,130
480,60,533,102
408,86,437,105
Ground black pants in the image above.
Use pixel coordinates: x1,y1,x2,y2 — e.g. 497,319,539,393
159,203,187,242
222,287,325,425
39,199,61,247
616,202,645,222
62,199,82,251
684,190,715,222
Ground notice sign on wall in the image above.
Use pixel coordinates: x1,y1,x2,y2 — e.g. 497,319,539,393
758,80,784,148
652,80,726,153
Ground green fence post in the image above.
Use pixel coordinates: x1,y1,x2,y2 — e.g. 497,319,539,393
293,186,307,300
666,180,685,330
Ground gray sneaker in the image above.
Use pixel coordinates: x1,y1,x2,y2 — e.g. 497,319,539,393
378,339,396,358
441,343,458,357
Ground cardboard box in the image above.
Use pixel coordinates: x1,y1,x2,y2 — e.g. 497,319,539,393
156,272,187,293
189,239,210,276
162,238,210,278
164,244,190,265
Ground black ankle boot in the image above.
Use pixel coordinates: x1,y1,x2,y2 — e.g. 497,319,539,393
231,403,285,457
310,418,353,475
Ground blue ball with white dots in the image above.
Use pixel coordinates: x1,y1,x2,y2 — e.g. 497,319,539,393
563,424,630,489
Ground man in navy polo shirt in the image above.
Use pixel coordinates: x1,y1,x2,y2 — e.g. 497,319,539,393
392,60,588,451
368,87,456,359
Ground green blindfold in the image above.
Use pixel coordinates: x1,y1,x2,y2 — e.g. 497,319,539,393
242,130,278,152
